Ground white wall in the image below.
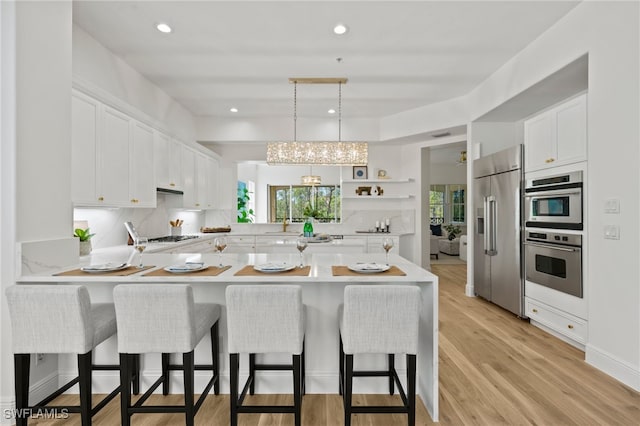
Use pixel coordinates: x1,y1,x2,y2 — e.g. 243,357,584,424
429,163,466,185
463,2,639,389
73,25,196,143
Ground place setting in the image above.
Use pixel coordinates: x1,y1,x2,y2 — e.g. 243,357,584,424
332,238,406,276
235,237,311,276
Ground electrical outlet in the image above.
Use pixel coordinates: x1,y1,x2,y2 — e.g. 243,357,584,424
604,198,620,214
35,353,45,365
604,225,620,240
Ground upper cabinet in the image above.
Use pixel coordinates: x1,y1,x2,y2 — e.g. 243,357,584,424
525,94,587,172
72,89,219,209
154,131,183,191
71,92,100,205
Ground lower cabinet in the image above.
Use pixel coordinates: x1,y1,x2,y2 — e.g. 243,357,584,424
525,297,587,349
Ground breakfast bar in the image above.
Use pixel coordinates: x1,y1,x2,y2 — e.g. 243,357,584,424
17,252,439,421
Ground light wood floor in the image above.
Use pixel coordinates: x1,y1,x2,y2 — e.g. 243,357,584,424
30,264,639,425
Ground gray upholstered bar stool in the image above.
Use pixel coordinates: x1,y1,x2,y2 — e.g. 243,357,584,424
113,284,221,426
226,285,305,426
5,285,127,426
339,285,421,426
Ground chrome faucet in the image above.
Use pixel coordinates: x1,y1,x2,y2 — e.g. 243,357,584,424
282,218,289,232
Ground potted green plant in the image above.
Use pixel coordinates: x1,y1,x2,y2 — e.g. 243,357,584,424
443,224,462,241
302,203,319,219
74,228,95,256
237,187,254,223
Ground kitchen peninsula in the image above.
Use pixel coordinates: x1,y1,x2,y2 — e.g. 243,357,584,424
17,252,439,421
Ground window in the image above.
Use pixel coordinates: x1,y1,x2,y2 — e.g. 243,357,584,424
269,185,341,223
429,184,466,224
237,181,255,223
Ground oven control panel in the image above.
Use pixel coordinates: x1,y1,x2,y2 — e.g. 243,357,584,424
526,231,582,247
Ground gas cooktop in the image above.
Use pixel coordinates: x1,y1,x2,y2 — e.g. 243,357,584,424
149,235,199,243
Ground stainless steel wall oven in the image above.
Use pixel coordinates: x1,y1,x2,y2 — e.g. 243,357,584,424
524,230,582,297
524,171,583,230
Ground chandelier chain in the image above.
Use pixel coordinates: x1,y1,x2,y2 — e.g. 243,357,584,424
338,82,342,142
293,81,297,141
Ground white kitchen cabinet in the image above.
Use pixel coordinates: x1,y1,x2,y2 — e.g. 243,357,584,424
224,236,256,253
525,94,587,172
525,297,587,349
206,157,219,209
195,153,209,208
182,148,217,210
129,121,156,207
366,235,400,254
154,132,183,191
98,106,131,206
71,92,100,205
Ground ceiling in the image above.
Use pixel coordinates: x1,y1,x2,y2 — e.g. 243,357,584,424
73,1,579,120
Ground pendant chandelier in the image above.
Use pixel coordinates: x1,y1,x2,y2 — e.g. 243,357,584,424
267,78,368,170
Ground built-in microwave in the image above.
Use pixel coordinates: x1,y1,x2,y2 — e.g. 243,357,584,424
524,171,583,230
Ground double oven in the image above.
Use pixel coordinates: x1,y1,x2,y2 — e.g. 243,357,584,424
523,171,583,298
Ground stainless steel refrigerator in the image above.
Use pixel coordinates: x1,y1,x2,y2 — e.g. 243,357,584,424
473,145,524,317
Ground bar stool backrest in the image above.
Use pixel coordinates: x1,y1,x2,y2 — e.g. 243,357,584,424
226,285,304,354
342,285,421,355
113,284,197,353
5,285,94,354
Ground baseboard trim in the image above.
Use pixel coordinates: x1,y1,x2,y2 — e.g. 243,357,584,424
0,372,59,425
585,344,640,391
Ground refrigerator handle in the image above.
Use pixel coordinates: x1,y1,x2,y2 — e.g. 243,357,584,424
483,196,490,253
487,195,497,256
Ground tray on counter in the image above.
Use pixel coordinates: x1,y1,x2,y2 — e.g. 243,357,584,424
200,226,231,233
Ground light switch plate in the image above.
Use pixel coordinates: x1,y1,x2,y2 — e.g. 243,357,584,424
604,198,620,214
604,225,620,240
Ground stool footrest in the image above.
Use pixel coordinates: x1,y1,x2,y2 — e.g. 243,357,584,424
353,370,391,377
35,376,79,407
254,363,293,371
237,405,297,414
351,406,409,414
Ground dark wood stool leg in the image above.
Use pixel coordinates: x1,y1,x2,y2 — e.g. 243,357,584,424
211,321,220,394
183,351,195,426
229,353,239,426
161,353,170,395
338,334,344,396
249,353,256,395
388,353,395,395
119,353,131,426
407,354,417,426
132,354,140,395
14,354,30,426
77,352,93,426
344,354,353,426
293,354,302,426
301,339,306,396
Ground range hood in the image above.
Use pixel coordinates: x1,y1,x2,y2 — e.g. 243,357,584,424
157,187,183,195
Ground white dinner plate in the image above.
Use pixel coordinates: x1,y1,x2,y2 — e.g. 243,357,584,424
164,263,207,273
347,263,391,274
81,262,128,273
253,263,295,273
307,236,333,243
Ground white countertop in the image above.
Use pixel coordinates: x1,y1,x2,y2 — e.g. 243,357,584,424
18,253,436,284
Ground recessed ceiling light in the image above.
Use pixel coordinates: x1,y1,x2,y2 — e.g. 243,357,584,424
328,109,336,114
156,23,172,33
333,23,348,35
230,107,238,113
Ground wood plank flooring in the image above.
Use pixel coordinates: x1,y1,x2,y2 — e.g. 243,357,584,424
29,264,639,425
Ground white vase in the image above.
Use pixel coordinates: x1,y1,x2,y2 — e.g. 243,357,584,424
79,240,92,256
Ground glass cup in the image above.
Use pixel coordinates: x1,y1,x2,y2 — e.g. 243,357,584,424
296,237,308,268
382,237,394,265
214,237,227,268
134,237,148,268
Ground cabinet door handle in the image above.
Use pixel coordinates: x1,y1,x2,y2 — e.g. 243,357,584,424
195,203,200,207
131,199,139,203
98,196,104,201
170,182,175,187
532,308,538,313
545,158,555,163
567,324,574,329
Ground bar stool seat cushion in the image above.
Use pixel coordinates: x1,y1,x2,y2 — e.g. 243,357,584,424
114,285,220,354
6,285,116,354
339,285,421,355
